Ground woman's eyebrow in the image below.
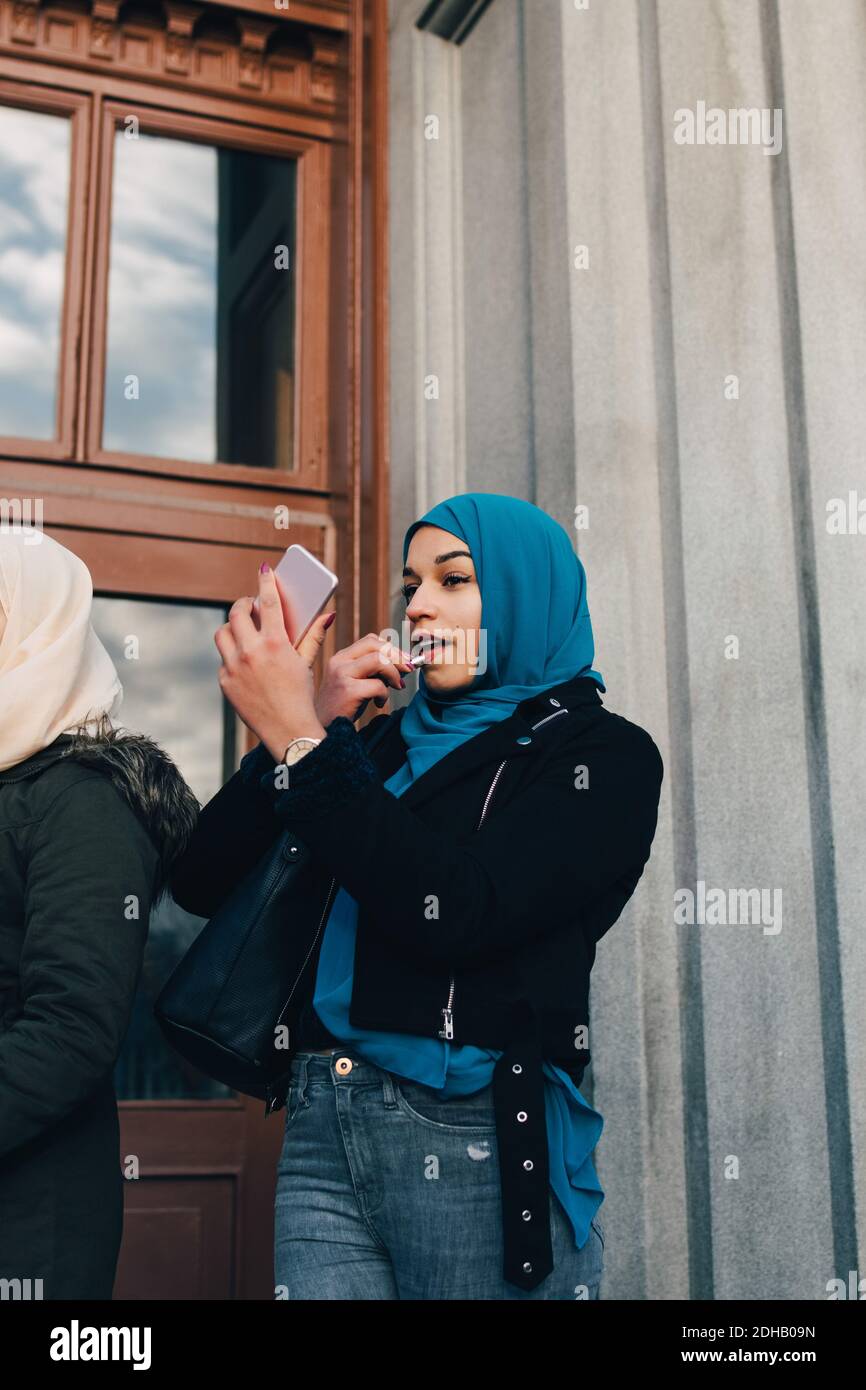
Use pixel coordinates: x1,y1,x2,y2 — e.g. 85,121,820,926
402,549,472,579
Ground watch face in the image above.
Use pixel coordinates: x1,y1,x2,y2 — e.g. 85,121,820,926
285,739,317,765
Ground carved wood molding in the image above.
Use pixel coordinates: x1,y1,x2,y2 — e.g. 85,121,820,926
91,0,120,61
236,13,277,87
10,0,38,44
164,1,205,76
310,29,339,103
1,0,347,112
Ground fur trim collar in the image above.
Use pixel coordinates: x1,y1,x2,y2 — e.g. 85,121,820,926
58,724,199,900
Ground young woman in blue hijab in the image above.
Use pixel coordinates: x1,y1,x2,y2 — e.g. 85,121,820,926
173,492,663,1299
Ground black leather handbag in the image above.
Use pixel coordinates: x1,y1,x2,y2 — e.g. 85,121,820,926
154,827,319,1112
153,717,393,1113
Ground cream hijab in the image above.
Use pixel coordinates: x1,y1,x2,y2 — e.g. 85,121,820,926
0,531,122,772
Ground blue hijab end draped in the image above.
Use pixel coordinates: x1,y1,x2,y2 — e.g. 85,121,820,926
312,493,606,1248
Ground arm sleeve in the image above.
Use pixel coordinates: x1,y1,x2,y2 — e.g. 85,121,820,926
170,716,390,918
257,716,664,970
0,776,158,1159
169,743,282,918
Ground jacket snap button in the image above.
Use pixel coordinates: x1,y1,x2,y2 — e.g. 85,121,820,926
523,1159,534,1171
335,1057,354,1075
516,735,532,746
523,1261,532,1273
522,1210,532,1221
517,1110,527,1122
512,1063,522,1074
289,846,298,854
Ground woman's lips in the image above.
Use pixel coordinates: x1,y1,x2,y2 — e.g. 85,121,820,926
409,636,449,665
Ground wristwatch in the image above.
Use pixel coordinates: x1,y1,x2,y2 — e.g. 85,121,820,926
281,736,323,767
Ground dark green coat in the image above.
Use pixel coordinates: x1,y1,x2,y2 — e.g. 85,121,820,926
0,732,196,1299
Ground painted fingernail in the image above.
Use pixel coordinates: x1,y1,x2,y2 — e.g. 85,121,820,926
323,611,336,629
260,562,270,573
399,678,406,689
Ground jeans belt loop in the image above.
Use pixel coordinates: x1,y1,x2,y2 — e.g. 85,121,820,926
297,1053,310,1106
381,1068,398,1108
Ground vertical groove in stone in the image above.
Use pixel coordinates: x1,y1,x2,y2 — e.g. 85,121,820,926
450,42,468,495
516,0,537,503
761,0,857,1284
638,0,713,1302
413,24,429,517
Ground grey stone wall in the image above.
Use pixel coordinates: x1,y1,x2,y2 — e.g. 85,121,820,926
387,0,864,1300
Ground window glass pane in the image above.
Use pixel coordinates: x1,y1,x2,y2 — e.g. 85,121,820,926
0,104,70,440
91,596,235,1100
103,129,297,470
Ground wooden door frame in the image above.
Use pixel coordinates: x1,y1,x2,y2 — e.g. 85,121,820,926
0,0,390,1300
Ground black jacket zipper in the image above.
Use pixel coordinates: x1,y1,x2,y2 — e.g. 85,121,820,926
438,705,568,1042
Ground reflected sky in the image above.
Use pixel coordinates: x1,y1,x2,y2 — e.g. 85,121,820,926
1,107,296,465
102,129,297,466
103,130,218,461
91,596,231,806
0,105,69,439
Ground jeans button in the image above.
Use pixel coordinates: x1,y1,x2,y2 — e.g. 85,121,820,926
335,1056,354,1075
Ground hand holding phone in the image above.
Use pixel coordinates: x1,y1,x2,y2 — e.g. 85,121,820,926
252,544,338,646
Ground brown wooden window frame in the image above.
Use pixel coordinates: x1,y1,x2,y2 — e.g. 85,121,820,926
0,75,335,492
87,100,333,491
0,78,92,464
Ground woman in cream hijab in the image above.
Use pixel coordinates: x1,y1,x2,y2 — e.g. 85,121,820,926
0,530,197,1299
0,530,122,769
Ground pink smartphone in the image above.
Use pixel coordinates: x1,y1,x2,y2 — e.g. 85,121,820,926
254,544,338,645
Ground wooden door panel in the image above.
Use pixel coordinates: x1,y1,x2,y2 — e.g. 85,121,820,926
116,1098,282,1301
114,1177,236,1301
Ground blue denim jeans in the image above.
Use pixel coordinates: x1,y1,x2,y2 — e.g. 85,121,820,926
274,1048,605,1300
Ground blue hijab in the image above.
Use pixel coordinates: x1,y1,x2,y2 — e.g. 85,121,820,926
398,493,605,780
311,494,606,1254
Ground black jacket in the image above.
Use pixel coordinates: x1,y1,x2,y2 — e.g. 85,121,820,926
170,674,663,1290
0,731,197,1299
